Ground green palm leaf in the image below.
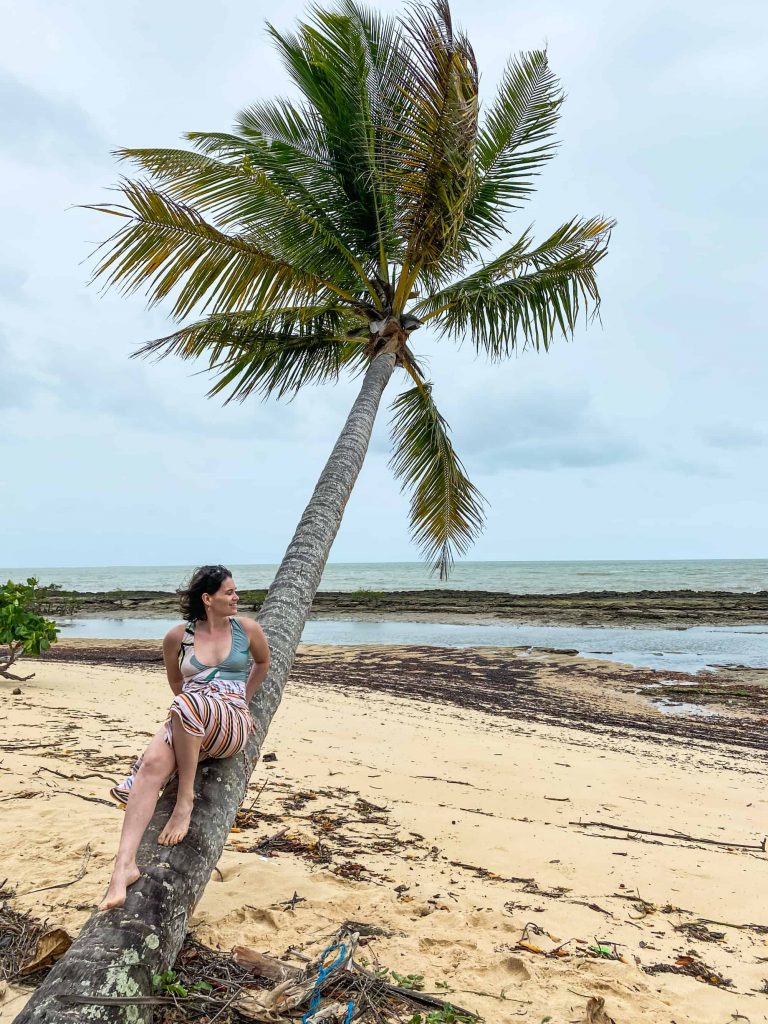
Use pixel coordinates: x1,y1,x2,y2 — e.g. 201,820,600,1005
460,49,563,250
85,179,347,319
113,145,374,298
413,216,613,356
135,306,366,401
389,383,486,578
266,1,406,268
390,0,479,296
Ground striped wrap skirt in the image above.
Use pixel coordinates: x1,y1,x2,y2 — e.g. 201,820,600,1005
110,684,255,807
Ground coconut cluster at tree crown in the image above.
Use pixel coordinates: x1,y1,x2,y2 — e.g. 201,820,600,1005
86,0,612,578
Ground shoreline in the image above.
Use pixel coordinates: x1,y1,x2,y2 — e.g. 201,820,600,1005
40,587,768,627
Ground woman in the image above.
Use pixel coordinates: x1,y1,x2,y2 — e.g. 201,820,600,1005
99,565,270,911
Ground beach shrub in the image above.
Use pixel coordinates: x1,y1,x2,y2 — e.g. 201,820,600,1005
0,578,59,682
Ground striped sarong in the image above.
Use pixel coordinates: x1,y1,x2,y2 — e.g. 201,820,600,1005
110,677,254,807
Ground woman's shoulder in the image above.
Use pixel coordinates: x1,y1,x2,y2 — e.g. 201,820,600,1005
234,615,263,636
163,622,189,645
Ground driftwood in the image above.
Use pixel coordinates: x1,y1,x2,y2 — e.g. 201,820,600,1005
232,946,303,983
17,846,92,898
570,819,767,851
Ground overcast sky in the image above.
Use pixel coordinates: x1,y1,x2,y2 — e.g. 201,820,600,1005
1,0,766,568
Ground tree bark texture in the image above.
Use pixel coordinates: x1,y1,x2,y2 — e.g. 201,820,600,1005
15,350,398,1024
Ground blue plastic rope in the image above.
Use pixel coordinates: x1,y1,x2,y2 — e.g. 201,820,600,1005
302,942,355,1024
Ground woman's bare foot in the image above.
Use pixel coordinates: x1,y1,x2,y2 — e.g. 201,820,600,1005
158,798,194,846
99,862,141,911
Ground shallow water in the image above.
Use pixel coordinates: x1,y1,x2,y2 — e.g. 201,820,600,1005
55,617,768,672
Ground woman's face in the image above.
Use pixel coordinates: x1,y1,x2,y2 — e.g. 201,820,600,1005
203,576,239,617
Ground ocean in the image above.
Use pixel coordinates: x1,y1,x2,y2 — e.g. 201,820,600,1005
2,559,767,594
5,560,766,669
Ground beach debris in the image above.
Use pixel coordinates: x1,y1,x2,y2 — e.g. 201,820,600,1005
580,995,616,1023
16,844,91,898
262,752,278,763
271,892,306,912
236,932,358,1022
0,900,71,984
643,953,733,987
570,900,614,918
18,928,72,977
0,790,39,803
34,766,118,784
586,940,624,962
674,921,725,943
514,923,572,959
232,945,302,983
570,819,767,852
692,916,768,935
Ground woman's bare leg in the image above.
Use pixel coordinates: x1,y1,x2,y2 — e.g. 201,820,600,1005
157,714,203,846
99,728,176,911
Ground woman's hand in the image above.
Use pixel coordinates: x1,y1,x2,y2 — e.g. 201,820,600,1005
239,618,270,703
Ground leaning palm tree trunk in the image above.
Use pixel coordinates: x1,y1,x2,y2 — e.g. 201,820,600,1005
15,349,398,1024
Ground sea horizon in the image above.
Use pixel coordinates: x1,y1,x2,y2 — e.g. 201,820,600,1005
2,557,767,595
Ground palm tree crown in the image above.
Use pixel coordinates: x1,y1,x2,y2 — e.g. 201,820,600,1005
88,0,613,576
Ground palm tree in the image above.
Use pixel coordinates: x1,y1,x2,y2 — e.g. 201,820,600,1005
17,3,612,1020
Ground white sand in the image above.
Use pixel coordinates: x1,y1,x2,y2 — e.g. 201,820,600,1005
1,650,767,1023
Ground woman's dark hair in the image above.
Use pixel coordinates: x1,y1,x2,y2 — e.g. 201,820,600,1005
178,565,232,621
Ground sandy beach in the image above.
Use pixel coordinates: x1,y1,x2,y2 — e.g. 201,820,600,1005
1,643,767,1023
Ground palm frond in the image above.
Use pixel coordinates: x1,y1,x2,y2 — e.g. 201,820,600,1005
266,2,406,266
461,50,563,250
389,382,485,578
85,180,348,319
135,306,367,401
114,145,373,297
390,0,479,290
412,216,613,357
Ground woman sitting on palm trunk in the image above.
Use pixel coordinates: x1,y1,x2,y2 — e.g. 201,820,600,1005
100,565,270,911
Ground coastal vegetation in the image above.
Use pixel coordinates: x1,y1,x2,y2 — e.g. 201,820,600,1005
23,2,612,1020
0,578,58,682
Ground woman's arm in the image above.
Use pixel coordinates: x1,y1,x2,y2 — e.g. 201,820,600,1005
239,618,270,703
162,624,186,696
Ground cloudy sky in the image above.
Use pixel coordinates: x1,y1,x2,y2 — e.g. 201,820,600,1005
1,0,766,568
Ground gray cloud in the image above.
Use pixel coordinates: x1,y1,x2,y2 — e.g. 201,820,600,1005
700,422,766,450
0,265,29,303
659,456,728,479
0,71,106,161
451,387,641,472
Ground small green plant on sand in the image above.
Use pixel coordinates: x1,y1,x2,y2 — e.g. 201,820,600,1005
390,970,425,991
374,967,425,990
151,969,212,998
0,578,59,682
407,1009,476,1023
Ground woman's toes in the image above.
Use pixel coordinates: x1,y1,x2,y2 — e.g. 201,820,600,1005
158,802,193,846
99,865,140,911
